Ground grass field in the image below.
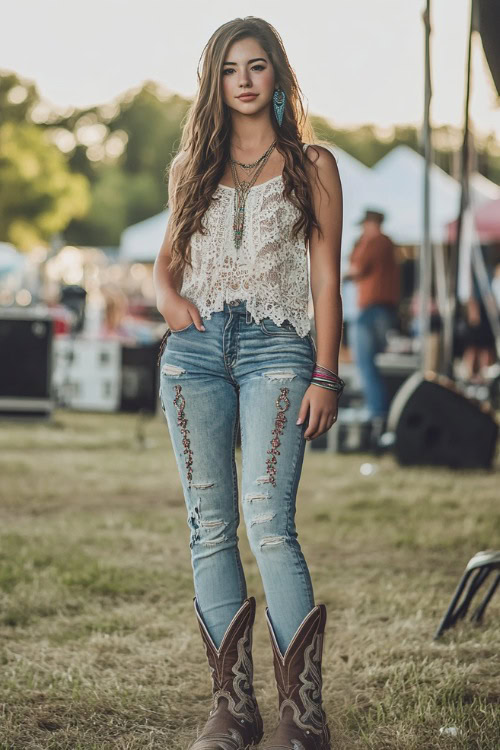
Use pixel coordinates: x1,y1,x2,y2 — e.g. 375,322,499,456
0,410,499,750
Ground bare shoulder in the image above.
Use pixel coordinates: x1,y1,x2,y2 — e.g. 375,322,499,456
304,144,342,207
304,144,340,183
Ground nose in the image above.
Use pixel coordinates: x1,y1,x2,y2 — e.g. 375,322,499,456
238,69,252,88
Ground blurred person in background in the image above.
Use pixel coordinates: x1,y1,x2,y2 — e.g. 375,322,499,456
101,284,128,335
343,209,400,446
460,266,497,383
100,283,155,343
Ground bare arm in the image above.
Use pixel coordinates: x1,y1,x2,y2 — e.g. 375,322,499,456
153,158,205,331
307,145,343,374
296,145,344,441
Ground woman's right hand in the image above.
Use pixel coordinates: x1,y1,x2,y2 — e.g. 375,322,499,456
157,291,205,332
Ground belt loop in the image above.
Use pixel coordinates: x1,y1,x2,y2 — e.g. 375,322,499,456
246,309,251,324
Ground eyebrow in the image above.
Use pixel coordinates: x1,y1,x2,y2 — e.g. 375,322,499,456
223,57,267,65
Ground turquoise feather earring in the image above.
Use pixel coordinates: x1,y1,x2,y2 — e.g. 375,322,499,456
273,87,286,127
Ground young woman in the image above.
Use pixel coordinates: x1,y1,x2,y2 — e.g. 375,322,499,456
153,16,343,750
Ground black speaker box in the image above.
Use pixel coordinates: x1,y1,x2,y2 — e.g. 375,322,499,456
0,310,53,417
387,371,498,469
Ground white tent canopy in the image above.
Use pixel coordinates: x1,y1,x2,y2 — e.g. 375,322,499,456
119,209,170,263
325,146,408,320
371,145,500,246
329,147,390,260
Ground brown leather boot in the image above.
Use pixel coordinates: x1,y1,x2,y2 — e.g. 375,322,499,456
189,596,264,750
262,605,331,750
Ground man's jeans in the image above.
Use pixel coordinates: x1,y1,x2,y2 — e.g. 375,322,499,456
159,300,316,654
352,304,398,419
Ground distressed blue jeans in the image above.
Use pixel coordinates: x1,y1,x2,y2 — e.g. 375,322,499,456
159,299,316,654
352,303,398,418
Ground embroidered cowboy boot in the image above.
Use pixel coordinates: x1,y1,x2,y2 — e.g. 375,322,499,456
189,596,264,750
262,605,331,750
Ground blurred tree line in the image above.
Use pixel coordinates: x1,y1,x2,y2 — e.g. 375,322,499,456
1,70,499,251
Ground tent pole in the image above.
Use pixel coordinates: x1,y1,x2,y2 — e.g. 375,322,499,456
419,0,433,373
442,0,475,377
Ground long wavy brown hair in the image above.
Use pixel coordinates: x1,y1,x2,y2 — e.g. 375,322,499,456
166,16,322,275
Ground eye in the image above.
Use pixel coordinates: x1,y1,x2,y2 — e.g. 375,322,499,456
222,65,266,75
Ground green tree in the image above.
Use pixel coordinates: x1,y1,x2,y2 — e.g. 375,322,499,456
0,70,39,125
0,122,90,250
310,116,421,166
58,82,190,244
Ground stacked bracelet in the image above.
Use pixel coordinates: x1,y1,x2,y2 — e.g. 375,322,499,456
311,363,345,396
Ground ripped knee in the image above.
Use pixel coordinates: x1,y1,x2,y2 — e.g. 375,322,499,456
259,535,286,548
187,499,229,549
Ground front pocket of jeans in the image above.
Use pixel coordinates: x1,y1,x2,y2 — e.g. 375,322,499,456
170,321,195,333
259,318,298,336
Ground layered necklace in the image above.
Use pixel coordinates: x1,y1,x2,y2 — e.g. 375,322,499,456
229,140,276,249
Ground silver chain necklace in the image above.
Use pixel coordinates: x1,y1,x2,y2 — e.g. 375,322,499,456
231,149,270,174
229,140,276,248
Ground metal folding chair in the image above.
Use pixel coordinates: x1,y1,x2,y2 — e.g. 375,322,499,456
434,550,500,639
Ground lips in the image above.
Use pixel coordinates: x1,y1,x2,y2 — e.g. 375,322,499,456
238,94,258,100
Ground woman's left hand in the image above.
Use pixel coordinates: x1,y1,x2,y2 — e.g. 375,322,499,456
296,385,339,441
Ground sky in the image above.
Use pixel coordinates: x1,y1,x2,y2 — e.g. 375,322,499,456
4,0,499,140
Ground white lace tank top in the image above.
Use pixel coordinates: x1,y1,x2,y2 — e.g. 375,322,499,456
179,142,312,337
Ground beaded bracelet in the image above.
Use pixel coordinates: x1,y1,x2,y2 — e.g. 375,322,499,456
311,363,345,396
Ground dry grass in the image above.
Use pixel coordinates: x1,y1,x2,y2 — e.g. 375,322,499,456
0,410,499,749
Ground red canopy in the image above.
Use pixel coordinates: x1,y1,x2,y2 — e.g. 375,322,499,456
447,198,500,244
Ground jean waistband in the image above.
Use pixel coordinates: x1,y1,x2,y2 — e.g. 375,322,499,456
223,299,250,314
158,298,251,365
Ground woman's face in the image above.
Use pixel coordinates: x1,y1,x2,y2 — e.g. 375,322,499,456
221,36,276,118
